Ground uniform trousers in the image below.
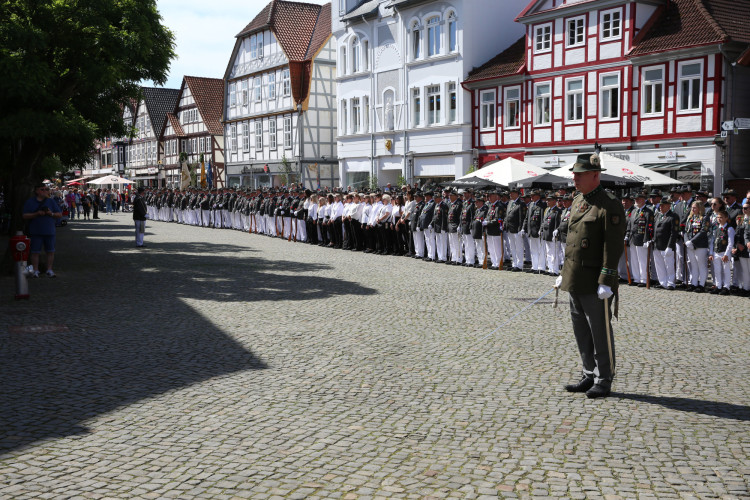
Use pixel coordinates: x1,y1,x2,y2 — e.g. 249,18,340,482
212,210,221,228
685,246,708,286
632,245,649,284
675,242,686,282
462,234,476,266
423,227,436,260
544,240,559,275
559,242,566,272
448,232,462,263
487,235,502,267
569,292,615,385
134,220,146,247
737,257,750,291
502,232,512,264
528,236,545,271
413,229,425,257
653,247,676,287
508,232,525,269
434,232,448,262
283,217,292,239
618,249,629,280
201,210,210,227
712,254,732,289
474,237,486,266
297,219,307,242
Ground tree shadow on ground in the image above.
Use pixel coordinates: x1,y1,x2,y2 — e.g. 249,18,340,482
614,392,750,422
0,222,377,454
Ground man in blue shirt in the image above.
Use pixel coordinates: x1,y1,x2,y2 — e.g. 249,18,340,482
22,184,62,278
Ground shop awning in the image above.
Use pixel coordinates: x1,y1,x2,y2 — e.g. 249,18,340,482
641,162,701,172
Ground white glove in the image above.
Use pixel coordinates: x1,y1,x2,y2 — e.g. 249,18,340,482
554,275,563,288
685,240,694,249
481,220,488,226
597,285,613,300
553,229,559,239
645,240,652,248
519,229,526,236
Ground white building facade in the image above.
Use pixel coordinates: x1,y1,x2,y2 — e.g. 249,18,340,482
223,1,337,189
334,0,528,189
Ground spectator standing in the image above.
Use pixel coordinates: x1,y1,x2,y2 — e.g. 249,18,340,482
22,184,62,278
105,189,113,215
133,187,148,248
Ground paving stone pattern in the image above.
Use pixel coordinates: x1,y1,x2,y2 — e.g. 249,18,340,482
1,214,749,499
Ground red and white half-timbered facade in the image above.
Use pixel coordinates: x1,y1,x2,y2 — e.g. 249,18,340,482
463,0,750,193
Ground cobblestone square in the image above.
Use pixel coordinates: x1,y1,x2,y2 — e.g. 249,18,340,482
1,215,748,499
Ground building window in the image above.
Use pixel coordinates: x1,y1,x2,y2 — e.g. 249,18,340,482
242,123,250,151
362,39,369,70
250,36,257,59
339,0,345,16
282,69,291,96
363,96,370,132
642,68,664,115
448,82,457,123
257,32,263,58
566,79,584,122
269,119,277,149
255,120,263,150
352,97,361,133
241,80,249,107
198,137,204,153
427,16,441,56
535,83,551,125
602,9,621,41
412,88,421,127
340,47,347,75
229,83,236,108
352,37,360,73
504,87,520,128
427,85,441,125
254,77,261,102
341,99,348,134
411,22,421,59
535,24,552,53
284,117,292,149
567,17,585,47
601,73,620,119
448,12,457,52
480,90,496,130
268,72,276,100
231,124,237,152
678,62,702,112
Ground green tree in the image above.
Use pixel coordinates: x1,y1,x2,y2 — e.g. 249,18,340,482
0,0,175,237
278,155,297,187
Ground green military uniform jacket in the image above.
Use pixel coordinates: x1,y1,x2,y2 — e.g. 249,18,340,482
561,185,626,294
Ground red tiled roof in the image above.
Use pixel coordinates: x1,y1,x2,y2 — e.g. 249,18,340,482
630,0,750,56
166,113,185,137
237,1,331,62
465,37,526,83
184,76,225,136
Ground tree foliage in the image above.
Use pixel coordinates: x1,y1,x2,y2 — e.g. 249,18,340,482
0,0,175,234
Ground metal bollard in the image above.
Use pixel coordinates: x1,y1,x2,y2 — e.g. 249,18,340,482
11,231,31,300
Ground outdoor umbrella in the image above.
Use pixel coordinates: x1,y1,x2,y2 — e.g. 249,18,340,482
447,177,505,189
550,167,646,189
67,181,84,186
551,153,679,186
457,157,550,187
88,176,134,185
508,173,573,190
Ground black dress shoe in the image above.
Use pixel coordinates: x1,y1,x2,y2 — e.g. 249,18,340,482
694,286,705,293
685,285,695,292
586,383,611,399
564,376,594,393
666,286,675,291
719,288,730,296
637,283,646,287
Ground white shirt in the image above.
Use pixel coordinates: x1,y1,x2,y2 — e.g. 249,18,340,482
403,200,416,221
308,203,318,220
391,205,402,223
362,203,372,224
369,202,383,226
332,201,344,218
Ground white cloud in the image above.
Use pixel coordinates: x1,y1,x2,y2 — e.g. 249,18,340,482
147,0,330,89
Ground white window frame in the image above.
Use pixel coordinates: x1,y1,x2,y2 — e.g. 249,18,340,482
340,46,347,75
411,22,422,60
362,39,369,71
352,97,361,133
250,36,257,59
448,82,457,123
255,120,263,150
642,66,664,116
677,60,703,113
427,16,441,57
363,96,370,133
566,16,585,48
601,8,622,42
268,72,276,100
284,117,292,149
534,23,552,53
253,77,262,102
565,78,584,123
229,83,236,109
447,11,458,53
231,124,237,152
600,73,620,120
242,123,250,152
351,36,361,73
269,119,277,150
534,83,551,126
480,89,496,130
241,80,249,107
427,84,441,126
341,99,348,134
257,32,263,59
504,87,521,129
412,88,421,127
282,69,291,96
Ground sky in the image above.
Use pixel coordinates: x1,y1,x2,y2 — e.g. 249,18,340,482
152,0,331,90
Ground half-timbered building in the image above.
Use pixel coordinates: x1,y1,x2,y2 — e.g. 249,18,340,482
464,0,750,192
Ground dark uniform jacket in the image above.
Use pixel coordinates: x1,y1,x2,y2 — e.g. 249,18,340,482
541,205,561,242
447,199,463,233
432,200,449,233
558,207,572,244
628,204,654,247
418,199,435,231
523,200,545,238
735,216,750,258
459,200,475,235
561,186,626,294
505,198,526,233
410,200,425,231
485,200,505,237
471,204,489,239
653,209,680,251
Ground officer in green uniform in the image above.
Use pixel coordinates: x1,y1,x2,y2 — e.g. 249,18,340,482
555,153,626,398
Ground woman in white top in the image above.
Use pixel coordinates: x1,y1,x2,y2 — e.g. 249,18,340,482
390,195,403,255
308,194,319,244
317,196,328,245
377,194,393,255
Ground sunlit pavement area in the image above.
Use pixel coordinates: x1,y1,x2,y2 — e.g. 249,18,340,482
1,213,748,499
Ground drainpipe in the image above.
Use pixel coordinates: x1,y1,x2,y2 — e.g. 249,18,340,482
361,15,377,188
391,5,410,186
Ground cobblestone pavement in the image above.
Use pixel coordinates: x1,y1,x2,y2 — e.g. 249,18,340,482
1,213,749,500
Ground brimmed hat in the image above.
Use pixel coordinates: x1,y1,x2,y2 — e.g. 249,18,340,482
722,188,738,197
570,153,604,173
648,189,662,197
634,190,648,199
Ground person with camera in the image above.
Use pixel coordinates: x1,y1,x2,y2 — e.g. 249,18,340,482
23,184,63,278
